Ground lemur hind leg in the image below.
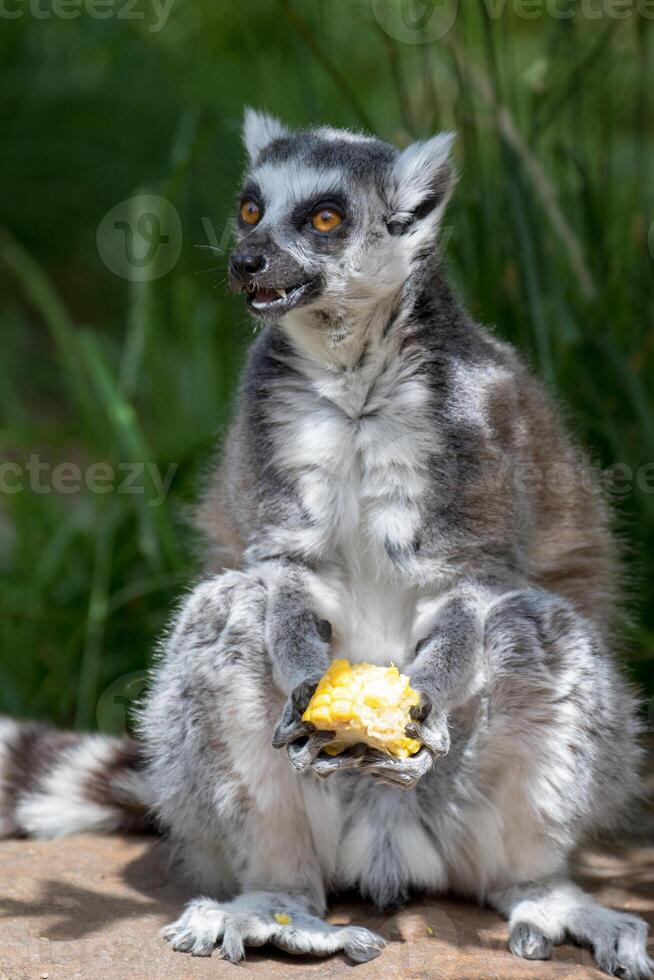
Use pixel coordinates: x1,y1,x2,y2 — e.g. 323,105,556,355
141,570,385,963
474,590,651,979
410,585,650,977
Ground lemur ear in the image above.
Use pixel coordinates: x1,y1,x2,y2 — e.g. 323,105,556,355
242,107,289,163
386,131,456,236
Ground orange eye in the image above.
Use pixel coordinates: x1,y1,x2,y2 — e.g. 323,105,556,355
240,200,261,225
311,208,342,233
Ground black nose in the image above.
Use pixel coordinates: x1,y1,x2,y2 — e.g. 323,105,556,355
230,250,266,280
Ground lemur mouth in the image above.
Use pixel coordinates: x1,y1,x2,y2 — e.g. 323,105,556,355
245,277,322,316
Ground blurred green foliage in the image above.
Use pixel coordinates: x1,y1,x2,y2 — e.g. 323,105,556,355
1,0,653,729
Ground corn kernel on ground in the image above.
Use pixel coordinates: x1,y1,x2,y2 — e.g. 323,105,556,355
302,659,422,758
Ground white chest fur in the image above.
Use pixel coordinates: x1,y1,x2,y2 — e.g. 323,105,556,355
268,334,442,667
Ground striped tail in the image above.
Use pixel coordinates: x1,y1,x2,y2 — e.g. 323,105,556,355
0,717,155,840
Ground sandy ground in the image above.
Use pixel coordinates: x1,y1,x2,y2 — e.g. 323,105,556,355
0,828,652,980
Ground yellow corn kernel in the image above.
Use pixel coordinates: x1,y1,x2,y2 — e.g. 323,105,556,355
302,659,422,758
307,705,332,725
309,692,331,708
330,700,355,721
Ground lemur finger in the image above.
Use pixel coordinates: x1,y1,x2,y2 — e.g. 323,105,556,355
292,674,324,712
272,715,314,749
406,715,450,757
362,747,433,787
409,691,433,723
287,730,336,772
308,743,368,779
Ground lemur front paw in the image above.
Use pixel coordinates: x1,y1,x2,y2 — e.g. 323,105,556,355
274,682,444,787
406,691,451,758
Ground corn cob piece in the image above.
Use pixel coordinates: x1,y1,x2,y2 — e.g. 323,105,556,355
302,659,422,759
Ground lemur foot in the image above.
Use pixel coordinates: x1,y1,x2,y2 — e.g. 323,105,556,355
494,881,653,980
162,892,386,963
586,912,653,980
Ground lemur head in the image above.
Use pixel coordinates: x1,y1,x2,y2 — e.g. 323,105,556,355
229,109,455,332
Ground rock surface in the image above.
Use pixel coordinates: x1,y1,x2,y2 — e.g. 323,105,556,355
1,830,652,980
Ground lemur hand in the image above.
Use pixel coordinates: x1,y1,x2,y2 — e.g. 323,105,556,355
273,681,447,788
275,684,437,788
272,675,352,776
405,691,451,759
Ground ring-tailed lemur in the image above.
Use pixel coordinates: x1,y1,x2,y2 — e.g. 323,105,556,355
1,109,651,977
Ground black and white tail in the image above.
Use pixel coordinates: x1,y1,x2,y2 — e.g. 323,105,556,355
0,717,155,840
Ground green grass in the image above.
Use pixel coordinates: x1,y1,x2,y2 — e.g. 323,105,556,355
1,0,653,730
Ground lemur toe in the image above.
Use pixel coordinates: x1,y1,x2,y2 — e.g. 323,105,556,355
509,922,553,961
343,926,388,962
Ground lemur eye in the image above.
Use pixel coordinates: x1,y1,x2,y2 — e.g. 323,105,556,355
240,200,261,226
311,208,342,233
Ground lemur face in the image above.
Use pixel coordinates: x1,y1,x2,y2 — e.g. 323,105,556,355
229,110,455,326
